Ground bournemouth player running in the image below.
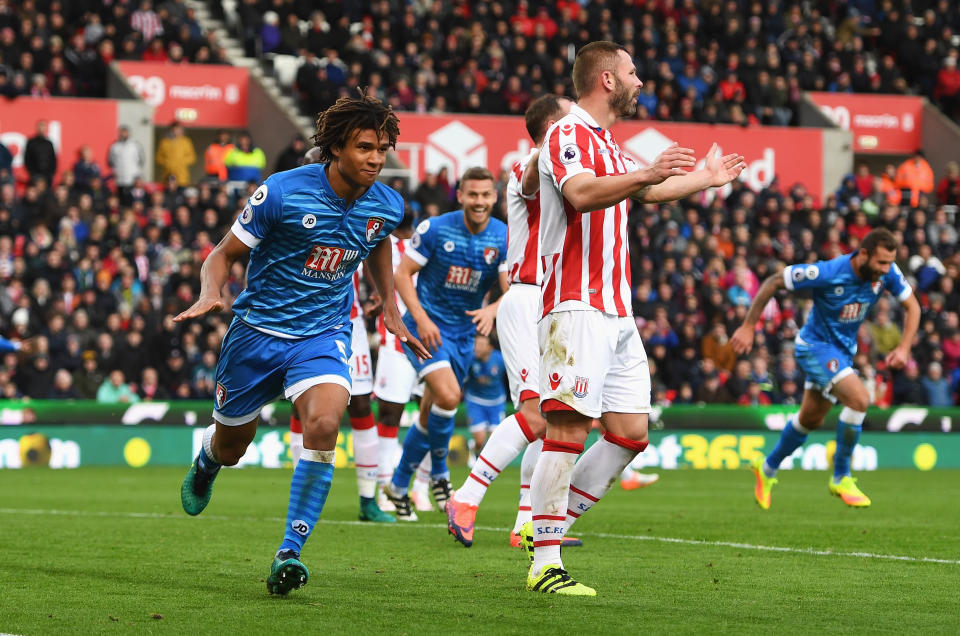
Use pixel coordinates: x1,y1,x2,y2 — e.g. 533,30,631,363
524,41,745,596
732,228,919,509
287,140,394,523
447,95,579,548
176,95,428,596
384,167,508,520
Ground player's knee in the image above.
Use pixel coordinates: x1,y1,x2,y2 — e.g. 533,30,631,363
434,391,460,412
347,394,371,418
846,395,870,413
215,439,249,466
377,401,403,428
301,412,341,447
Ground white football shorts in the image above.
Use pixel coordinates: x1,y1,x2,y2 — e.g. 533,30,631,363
538,309,651,419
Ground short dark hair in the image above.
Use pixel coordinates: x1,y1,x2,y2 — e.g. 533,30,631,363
458,166,495,189
524,94,568,144
312,94,400,164
860,227,898,254
572,41,628,98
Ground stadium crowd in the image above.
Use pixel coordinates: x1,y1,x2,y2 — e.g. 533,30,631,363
1,1,960,408
1,117,959,407
0,0,226,99
225,0,960,126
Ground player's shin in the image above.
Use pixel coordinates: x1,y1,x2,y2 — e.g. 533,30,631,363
765,416,810,477
426,405,457,480
513,438,543,534
351,414,379,499
198,423,222,473
457,412,538,506
530,438,583,576
277,448,335,556
289,416,303,466
834,407,865,482
377,422,400,488
564,432,647,532
390,421,431,495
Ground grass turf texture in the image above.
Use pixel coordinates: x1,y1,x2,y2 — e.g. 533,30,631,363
1,466,958,634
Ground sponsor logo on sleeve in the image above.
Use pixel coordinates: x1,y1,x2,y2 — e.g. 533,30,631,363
250,184,268,206
792,268,805,283
805,265,819,280
240,204,253,224
301,214,316,228
559,144,581,165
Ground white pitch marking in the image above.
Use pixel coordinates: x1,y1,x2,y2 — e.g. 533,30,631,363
1,507,958,566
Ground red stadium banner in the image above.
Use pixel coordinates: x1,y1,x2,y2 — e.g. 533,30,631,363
395,113,823,198
807,92,922,154
115,61,249,127
0,97,118,184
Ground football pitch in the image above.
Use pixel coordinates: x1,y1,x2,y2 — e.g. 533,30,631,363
2,466,958,635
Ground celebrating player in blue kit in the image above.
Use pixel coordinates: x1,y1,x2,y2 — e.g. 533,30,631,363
384,167,509,520
175,95,428,596
731,228,920,509
464,334,508,457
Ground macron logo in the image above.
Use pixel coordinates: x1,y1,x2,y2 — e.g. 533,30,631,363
549,373,562,391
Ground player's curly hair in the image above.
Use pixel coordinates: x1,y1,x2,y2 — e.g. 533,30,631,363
312,94,400,163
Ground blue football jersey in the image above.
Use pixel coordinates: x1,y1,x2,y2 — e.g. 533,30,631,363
784,253,913,355
465,350,507,402
406,210,507,331
230,164,403,338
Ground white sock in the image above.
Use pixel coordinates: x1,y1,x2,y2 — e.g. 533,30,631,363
377,431,399,487
530,439,583,577
413,455,431,493
353,425,379,499
513,438,542,533
289,431,304,467
456,413,537,506
565,433,646,533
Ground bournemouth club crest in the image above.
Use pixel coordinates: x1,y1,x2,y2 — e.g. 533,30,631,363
215,382,227,408
483,246,499,265
366,216,386,242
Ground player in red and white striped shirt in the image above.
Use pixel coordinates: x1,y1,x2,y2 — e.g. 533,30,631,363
446,96,579,549
524,41,745,596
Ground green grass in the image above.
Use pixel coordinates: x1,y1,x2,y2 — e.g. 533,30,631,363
1,466,958,635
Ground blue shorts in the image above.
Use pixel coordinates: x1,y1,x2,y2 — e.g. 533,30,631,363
402,313,474,386
465,397,505,433
213,318,352,425
795,339,854,402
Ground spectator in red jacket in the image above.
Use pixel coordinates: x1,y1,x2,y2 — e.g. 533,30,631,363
935,56,960,118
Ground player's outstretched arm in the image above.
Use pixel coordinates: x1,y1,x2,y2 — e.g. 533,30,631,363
366,239,430,360
561,143,696,213
395,254,441,354
885,293,921,370
731,269,786,355
639,143,745,204
174,233,250,322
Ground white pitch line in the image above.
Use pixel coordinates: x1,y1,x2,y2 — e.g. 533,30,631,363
2,507,958,566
